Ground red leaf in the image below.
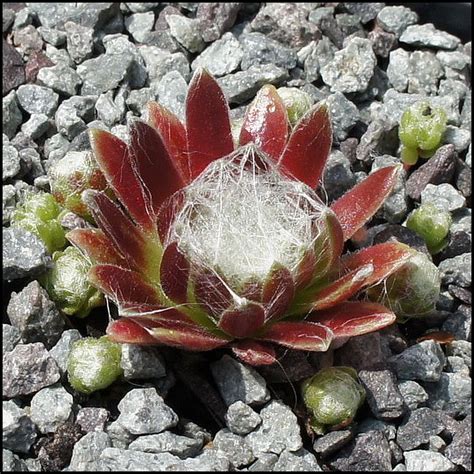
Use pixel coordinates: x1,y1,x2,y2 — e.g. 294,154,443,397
294,249,317,290
309,301,396,339
259,320,333,351
193,270,232,318
90,128,153,229
341,242,413,287
89,264,162,306
146,102,190,183
278,104,332,189
311,264,374,311
129,120,185,215
262,264,295,321
186,69,234,179
239,85,289,162
160,241,190,304
331,165,401,241
156,190,185,245
66,228,129,267
83,190,149,271
231,340,277,366
106,318,159,344
218,302,265,338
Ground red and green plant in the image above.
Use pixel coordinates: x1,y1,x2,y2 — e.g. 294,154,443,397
67,69,418,366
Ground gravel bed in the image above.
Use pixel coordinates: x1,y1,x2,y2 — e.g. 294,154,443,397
2,2,471,472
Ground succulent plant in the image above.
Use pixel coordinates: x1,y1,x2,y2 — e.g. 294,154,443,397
11,192,67,253
302,366,365,434
277,87,313,125
40,246,105,318
399,101,447,166
67,69,418,366
67,336,123,394
406,203,452,254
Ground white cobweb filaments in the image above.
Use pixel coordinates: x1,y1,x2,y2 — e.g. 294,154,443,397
170,144,329,290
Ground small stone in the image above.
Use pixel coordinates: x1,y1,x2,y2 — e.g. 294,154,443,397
437,50,470,70
3,39,26,96
396,407,444,451
461,92,471,131
405,144,457,201
407,51,444,95
3,184,16,225
3,143,20,181
7,280,65,349
323,150,356,201
37,26,67,46
444,415,471,470
69,431,112,471
120,344,166,380
442,304,471,341
138,46,190,84
421,183,466,212
3,324,22,353
213,428,255,468
76,407,109,433
167,14,204,53
400,23,461,50
44,43,74,67
273,448,322,471
303,37,337,83
180,448,230,471
106,420,136,449
342,2,385,24
225,401,261,435
3,227,50,281
125,12,155,44
55,96,97,140
95,91,125,127
324,92,360,142
328,430,392,471
13,25,43,56
152,70,187,121
455,158,472,198
404,450,456,471
3,91,23,139
49,329,82,375
21,113,50,140
2,400,37,454
398,380,429,410
443,125,471,152
64,21,94,64
211,354,270,407
424,372,472,418
37,63,82,96
30,384,74,433
313,430,353,459
250,3,320,48
368,27,397,58
196,3,241,43
388,340,445,382
2,449,29,471
239,32,297,71
16,84,59,117
439,252,471,288
321,37,376,93
192,32,242,77
128,431,202,458
3,342,60,398
246,400,302,457
124,3,159,13
248,453,279,471
116,388,178,435
376,6,418,37
217,64,289,105
438,79,468,104
359,369,406,420
126,88,156,115
335,332,387,371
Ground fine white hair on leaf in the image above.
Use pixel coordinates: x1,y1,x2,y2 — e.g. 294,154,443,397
170,144,330,291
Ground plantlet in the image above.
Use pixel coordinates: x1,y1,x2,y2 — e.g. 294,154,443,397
277,87,313,125
406,203,451,254
301,367,365,434
11,192,66,253
399,101,447,166
67,69,423,366
41,246,104,318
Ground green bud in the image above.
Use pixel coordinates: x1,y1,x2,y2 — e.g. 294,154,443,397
49,151,110,222
277,87,313,125
67,336,123,394
11,192,66,253
40,246,104,318
399,101,447,165
367,250,441,319
406,204,452,254
301,367,365,435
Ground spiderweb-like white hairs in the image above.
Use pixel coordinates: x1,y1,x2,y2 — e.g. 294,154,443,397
170,144,329,292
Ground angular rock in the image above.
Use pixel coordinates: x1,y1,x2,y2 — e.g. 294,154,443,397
225,401,261,436
3,142,20,181
30,384,74,433
323,150,356,202
37,63,82,96
2,400,37,454
376,6,418,37
303,37,337,83
335,332,387,371
321,37,376,93
404,450,456,471
167,14,204,53
213,428,255,468
94,91,124,127
217,64,289,105
3,39,26,96
64,21,94,64
342,2,385,24
16,84,59,117
421,183,466,212
3,227,50,281
76,407,109,434
153,70,187,121
273,448,322,471
454,158,472,198
69,431,112,471
3,324,22,353
359,369,406,420
44,43,75,67
2,449,29,472
116,388,178,435
120,344,166,380
245,400,302,457
439,253,471,288
124,12,155,43
367,27,397,58
397,380,429,410
49,329,82,375
37,26,67,46
196,3,241,43
400,23,461,50
138,46,190,84
325,92,360,142
444,414,471,470
211,354,270,407
248,453,279,471
20,113,50,140
313,430,353,459
3,342,60,398
388,340,445,382
3,91,23,139
55,96,97,140
407,50,443,95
